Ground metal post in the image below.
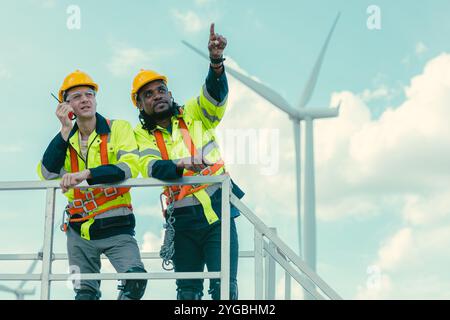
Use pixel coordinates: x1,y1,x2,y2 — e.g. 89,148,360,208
280,248,291,300
285,270,291,300
254,229,264,299
40,188,56,300
220,177,231,300
293,120,302,259
265,227,276,300
304,116,316,300
231,194,343,300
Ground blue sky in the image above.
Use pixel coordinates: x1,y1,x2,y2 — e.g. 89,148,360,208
1,0,450,299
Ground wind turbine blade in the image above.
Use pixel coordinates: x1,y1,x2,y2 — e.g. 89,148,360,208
181,40,210,60
17,259,39,290
298,12,341,109
182,40,299,118
225,66,297,116
0,284,15,293
335,99,342,112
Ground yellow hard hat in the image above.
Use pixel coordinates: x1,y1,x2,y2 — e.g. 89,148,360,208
59,70,99,102
131,69,168,106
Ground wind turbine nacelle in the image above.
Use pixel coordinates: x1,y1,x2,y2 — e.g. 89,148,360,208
293,107,339,121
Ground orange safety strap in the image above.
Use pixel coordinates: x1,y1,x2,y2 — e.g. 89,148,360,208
154,116,224,203
66,119,131,220
166,160,224,201
69,204,133,223
178,117,197,157
100,134,108,164
154,130,169,159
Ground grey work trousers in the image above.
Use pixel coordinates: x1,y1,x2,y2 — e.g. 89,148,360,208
66,226,145,298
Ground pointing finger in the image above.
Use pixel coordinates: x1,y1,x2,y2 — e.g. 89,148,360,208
210,23,215,39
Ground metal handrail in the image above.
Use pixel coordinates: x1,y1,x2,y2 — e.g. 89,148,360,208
230,194,343,300
0,176,231,300
0,177,342,300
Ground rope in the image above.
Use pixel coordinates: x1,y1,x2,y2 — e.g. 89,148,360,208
160,202,176,271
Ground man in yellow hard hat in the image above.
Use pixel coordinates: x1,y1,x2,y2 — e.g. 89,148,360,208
37,70,147,300
133,23,243,300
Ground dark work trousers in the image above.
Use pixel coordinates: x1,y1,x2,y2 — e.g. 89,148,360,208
173,218,239,299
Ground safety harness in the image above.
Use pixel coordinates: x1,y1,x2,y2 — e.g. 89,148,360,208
154,111,224,216
155,110,225,270
61,119,131,232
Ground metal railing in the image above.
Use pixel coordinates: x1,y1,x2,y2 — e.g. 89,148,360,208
0,176,342,300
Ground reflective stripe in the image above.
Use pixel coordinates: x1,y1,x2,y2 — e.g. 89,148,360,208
80,218,95,240
40,163,60,180
147,159,158,176
60,167,67,176
202,84,226,107
139,148,161,158
116,162,132,179
194,189,219,224
107,120,114,143
93,206,132,220
201,107,221,123
173,183,221,209
201,140,219,157
117,149,139,161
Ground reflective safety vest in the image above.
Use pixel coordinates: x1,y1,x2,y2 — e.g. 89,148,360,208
135,86,229,225
154,110,225,213
65,119,131,225
38,114,140,240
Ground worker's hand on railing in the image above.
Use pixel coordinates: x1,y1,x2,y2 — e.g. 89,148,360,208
60,170,91,193
208,23,227,60
56,102,74,141
175,155,213,173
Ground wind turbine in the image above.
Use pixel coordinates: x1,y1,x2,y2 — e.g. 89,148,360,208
182,12,341,276
0,258,37,299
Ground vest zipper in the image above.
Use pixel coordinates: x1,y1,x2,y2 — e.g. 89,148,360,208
84,134,99,170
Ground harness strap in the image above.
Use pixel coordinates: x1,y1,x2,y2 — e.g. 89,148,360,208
66,119,131,221
154,115,224,203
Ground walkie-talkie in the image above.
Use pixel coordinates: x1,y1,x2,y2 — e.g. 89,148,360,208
51,93,76,120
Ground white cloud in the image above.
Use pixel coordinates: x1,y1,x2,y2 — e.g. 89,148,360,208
355,228,413,299
377,228,414,271
134,204,162,218
217,63,298,221
355,273,392,300
415,41,428,56
355,223,450,299
172,10,206,33
310,54,450,209
107,43,171,77
0,64,11,79
344,54,450,188
217,53,450,224
219,52,450,299
141,231,164,253
402,191,450,226
359,85,394,102
0,144,23,153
